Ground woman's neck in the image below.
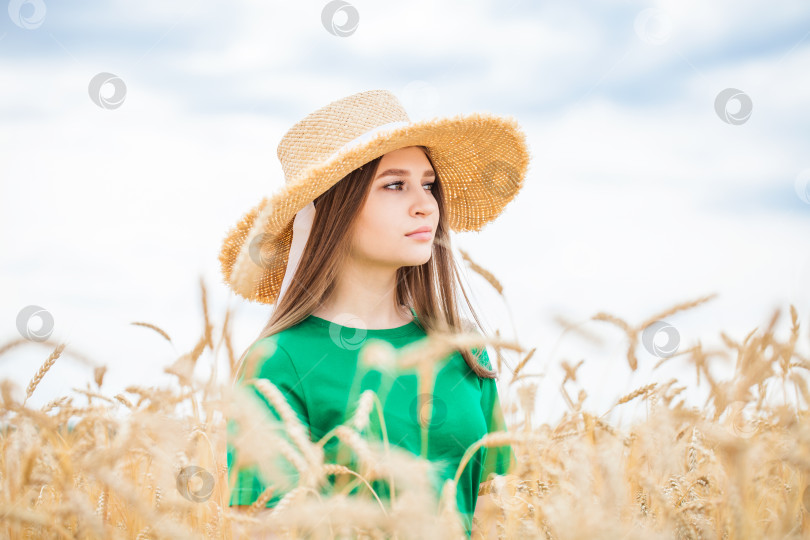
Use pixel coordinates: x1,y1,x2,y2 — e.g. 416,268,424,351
311,302,413,329
313,258,414,329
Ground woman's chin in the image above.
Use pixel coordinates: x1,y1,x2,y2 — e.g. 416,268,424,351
404,251,433,266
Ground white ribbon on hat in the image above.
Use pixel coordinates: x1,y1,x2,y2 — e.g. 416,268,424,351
276,200,316,307
275,119,412,307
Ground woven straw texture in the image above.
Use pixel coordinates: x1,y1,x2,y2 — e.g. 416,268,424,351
219,89,531,305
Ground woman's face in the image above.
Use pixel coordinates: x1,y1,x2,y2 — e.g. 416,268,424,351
349,146,440,269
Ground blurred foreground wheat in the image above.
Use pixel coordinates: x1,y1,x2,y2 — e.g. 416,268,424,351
2,274,809,539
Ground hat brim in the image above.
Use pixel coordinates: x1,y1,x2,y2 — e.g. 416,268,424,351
220,111,532,304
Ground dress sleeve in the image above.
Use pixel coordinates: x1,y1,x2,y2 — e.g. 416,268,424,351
226,338,310,507
476,347,517,485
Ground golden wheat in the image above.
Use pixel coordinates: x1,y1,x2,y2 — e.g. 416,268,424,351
130,321,173,343
23,343,65,405
2,273,809,539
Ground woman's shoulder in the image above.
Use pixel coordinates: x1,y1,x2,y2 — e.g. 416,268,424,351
247,315,333,368
249,324,306,360
255,315,321,346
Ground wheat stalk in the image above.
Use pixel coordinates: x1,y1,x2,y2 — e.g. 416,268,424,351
130,322,172,343
23,343,65,405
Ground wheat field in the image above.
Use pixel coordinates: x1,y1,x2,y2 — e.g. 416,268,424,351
2,272,809,539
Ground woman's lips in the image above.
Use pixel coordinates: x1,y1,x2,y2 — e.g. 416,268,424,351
405,231,432,241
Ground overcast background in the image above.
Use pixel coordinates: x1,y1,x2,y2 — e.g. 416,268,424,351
2,0,809,428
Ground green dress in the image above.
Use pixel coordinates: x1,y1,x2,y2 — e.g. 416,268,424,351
226,309,516,537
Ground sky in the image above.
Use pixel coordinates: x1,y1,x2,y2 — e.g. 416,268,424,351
1,0,809,429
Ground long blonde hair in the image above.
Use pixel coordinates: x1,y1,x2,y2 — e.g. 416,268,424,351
233,146,498,383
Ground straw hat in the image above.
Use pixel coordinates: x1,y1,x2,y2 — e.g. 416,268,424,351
219,89,531,305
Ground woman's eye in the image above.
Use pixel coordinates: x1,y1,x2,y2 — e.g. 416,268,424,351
385,181,436,191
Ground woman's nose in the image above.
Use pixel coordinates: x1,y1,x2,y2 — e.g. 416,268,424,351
412,189,436,214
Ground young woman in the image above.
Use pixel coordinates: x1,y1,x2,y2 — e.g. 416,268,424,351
220,89,531,538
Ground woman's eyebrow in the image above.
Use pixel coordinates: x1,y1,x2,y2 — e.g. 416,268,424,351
375,168,436,180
